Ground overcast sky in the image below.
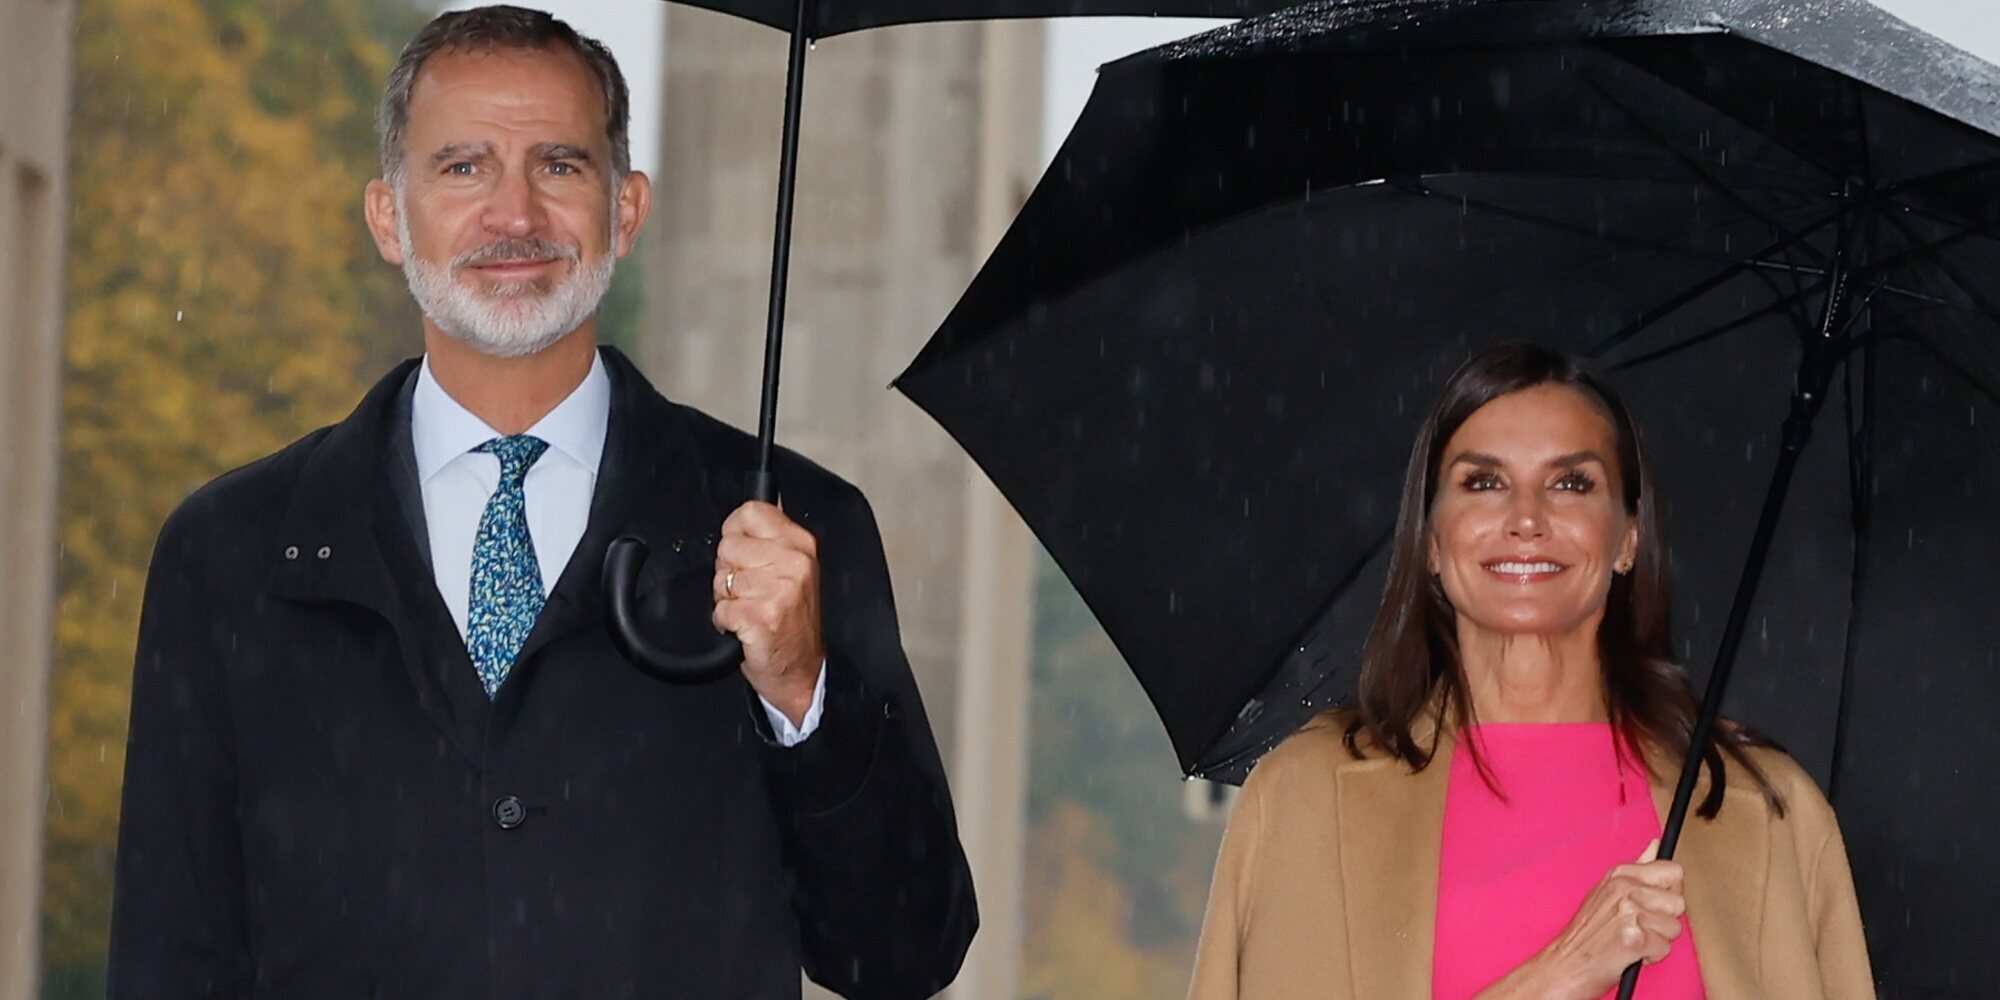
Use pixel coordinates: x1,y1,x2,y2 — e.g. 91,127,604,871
451,1,1999,177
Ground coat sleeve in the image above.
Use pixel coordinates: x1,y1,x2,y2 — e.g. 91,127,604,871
757,484,977,1000
107,506,254,998
1806,815,1876,999
1188,763,1267,1000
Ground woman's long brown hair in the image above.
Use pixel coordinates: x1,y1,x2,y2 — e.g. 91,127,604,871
1344,342,1782,818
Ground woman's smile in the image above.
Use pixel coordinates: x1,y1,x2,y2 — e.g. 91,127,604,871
1481,557,1569,583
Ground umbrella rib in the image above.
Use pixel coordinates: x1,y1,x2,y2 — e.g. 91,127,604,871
1872,331,2000,408
1605,220,1984,371
1577,64,1860,324
1582,205,1849,359
1880,155,2000,197
1885,196,2000,243
1755,267,1816,340
1408,174,1827,339
1877,209,2000,328
1396,179,1832,279
1869,285,2000,318
1877,222,1995,268
1606,290,1809,372
1577,73,1830,269
1579,68,1836,317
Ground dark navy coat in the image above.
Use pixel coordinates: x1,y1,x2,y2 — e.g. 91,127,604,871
109,347,976,999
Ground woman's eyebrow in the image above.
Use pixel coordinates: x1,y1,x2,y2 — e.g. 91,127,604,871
1444,449,1608,469
1547,449,1609,469
1446,450,1505,468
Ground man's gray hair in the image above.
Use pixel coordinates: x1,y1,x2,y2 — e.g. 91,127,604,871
376,5,632,187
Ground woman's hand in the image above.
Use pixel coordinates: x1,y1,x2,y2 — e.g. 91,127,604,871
1473,840,1686,1000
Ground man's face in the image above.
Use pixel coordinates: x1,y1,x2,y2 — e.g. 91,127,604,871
364,43,649,357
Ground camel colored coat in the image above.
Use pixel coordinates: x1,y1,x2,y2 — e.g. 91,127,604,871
1190,713,1874,999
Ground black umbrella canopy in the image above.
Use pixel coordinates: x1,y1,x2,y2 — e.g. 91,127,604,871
671,0,1277,37
897,0,2000,990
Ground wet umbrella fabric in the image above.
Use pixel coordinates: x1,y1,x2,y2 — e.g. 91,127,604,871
894,0,2000,991
672,0,1279,36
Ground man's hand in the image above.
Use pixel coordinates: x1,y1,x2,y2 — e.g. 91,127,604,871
712,500,825,727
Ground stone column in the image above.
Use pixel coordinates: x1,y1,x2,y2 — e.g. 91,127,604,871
943,20,1043,1000
644,12,1042,998
0,0,74,996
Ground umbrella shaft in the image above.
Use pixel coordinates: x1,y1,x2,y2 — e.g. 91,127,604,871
1619,241,1857,1000
1671,419,1810,835
752,0,815,502
1662,235,1856,853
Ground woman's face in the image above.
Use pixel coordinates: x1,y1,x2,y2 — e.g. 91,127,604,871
1427,383,1638,640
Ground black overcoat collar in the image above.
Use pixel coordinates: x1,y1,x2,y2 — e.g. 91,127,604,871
263,345,733,765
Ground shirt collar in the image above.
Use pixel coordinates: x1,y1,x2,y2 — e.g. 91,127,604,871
411,350,611,483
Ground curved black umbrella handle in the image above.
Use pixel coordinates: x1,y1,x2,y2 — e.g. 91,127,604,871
605,0,806,684
602,536,743,683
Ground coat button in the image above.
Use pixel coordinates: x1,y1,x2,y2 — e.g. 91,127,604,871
492,796,527,830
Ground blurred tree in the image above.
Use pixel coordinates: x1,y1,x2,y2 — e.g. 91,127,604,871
1021,802,1193,1000
1023,553,1228,997
42,0,424,993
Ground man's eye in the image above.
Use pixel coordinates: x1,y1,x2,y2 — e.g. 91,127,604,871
446,162,475,176
548,162,578,176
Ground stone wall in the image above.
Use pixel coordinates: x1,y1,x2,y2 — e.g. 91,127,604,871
0,0,74,995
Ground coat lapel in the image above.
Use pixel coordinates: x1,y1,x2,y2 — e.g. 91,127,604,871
1647,748,1768,996
1333,724,1771,996
1340,727,1451,996
262,350,747,759
264,359,486,767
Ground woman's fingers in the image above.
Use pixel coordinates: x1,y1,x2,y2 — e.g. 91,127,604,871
1613,882,1685,966
1626,884,1687,920
1527,847,1691,999
1609,859,1684,891
1635,907,1682,944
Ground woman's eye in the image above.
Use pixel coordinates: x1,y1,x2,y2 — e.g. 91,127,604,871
1461,472,1502,491
1554,471,1597,493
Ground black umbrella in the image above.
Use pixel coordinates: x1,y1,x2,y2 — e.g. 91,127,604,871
894,0,2000,992
605,0,1303,679
675,0,1278,35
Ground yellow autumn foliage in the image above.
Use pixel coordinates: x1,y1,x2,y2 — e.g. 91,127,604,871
43,0,417,989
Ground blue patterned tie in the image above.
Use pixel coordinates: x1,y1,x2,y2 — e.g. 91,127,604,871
467,435,550,698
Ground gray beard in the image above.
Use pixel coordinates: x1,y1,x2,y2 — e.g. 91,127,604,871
396,195,618,359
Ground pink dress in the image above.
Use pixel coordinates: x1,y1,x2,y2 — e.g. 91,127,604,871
1432,723,1703,999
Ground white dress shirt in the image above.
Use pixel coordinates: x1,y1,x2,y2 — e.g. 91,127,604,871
411,353,825,744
